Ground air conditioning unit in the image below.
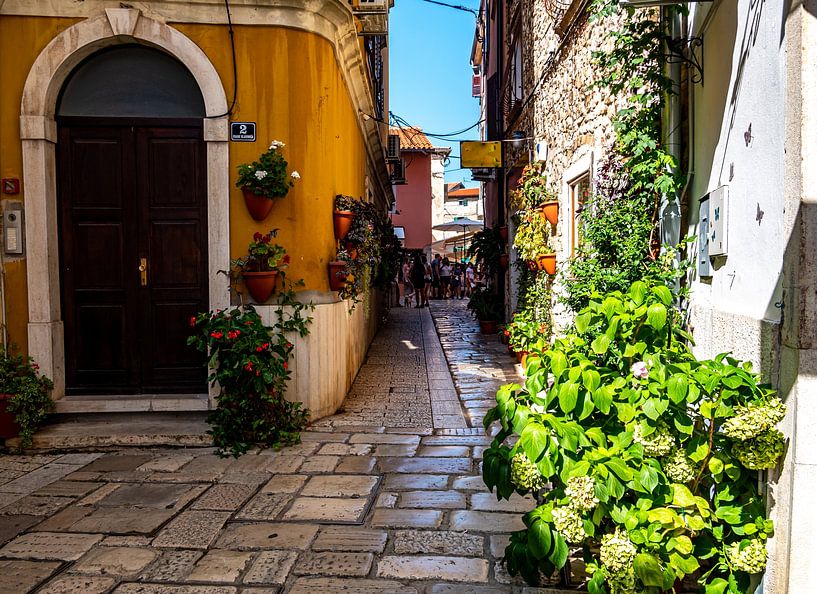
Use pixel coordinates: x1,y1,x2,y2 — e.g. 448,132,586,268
390,159,407,185
470,168,497,182
386,134,401,163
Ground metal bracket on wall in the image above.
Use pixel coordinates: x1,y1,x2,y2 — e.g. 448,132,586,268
665,36,704,85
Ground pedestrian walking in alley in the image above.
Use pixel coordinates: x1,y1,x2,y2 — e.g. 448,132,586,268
465,262,475,297
440,257,452,298
421,254,432,307
450,263,463,299
402,258,414,307
410,253,427,308
431,253,442,299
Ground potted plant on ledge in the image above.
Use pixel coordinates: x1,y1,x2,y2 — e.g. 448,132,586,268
232,230,290,303
0,347,54,450
467,286,504,334
333,195,358,241
511,162,559,225
514,210,556,275
236,140,300,221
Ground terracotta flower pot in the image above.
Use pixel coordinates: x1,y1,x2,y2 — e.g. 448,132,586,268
333,210,356,241
479,320,497,334
328,261,349,291
242,271,279,303
242,188,275,221
499,253,509,269
535,254,557,275
538,200,559,226
0,393,20,440
498,226,509,242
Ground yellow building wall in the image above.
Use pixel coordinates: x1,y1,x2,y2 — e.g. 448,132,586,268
175,23,366,292
0,16,367,354
0,16,81,354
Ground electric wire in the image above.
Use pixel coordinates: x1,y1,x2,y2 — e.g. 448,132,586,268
205,0,238,119
415,0,479,17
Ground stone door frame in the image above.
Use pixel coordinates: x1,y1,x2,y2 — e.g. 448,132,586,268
21,8,230,397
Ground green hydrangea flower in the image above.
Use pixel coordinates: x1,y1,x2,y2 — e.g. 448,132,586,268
565,475,599,512
551,505,586,543
607,567,637,594
663,449,696,483
723,398,786,441
732,429,785,470
727,539,768,574
633,420,674,457
600,528,637,574
510,452,546,492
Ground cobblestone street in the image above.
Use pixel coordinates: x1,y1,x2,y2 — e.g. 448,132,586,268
0,301,553,594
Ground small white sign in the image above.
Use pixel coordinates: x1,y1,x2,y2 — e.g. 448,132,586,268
230,122,256,142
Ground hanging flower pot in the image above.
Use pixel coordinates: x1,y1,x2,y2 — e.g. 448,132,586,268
499,253,509,269
334,210,356,241
538,200,559,226
328,261,349,291
242,271,279,303
498,225,509,243
242,189,276,222
0,393,20,440
535,253,557,275
479,320,498,334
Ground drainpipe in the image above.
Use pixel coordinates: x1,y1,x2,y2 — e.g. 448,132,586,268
0,247,6,350
660,7,683,249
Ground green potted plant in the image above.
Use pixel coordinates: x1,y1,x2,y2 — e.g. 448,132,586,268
514,210,556,274
231,230,290,303
511,162,560,225
504,310,551,363
0,347,54,449
236,140,300,221
468,226,505,275
333,195,358,241
467,286,504,334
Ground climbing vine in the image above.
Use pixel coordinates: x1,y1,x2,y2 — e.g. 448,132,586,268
563,1,685,312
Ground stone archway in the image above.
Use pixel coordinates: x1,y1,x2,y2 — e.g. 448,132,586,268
21,8,230,397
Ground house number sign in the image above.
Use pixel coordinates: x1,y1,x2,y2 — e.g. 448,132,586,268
230,122,256,142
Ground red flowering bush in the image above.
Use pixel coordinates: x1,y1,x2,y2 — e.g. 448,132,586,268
188,300,312,457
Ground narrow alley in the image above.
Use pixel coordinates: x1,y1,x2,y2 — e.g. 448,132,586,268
0,302,562,594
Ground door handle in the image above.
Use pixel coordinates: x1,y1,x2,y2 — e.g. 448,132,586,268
139,257,148,287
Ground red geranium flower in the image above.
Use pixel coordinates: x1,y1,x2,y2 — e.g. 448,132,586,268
190,316,197,327
210,331,223,339
282,254,291,264
244,361,254,371
253,232,263,241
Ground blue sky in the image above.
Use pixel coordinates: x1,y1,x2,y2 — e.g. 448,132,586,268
388,0,481,185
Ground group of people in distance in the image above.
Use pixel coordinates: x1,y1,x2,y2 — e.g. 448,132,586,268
397,252,482,308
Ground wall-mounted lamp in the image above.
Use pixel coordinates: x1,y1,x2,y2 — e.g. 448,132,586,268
509,130,528,150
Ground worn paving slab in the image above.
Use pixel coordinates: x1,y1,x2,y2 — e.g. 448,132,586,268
0,304,558,592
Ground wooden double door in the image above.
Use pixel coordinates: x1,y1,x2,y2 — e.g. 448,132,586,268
57,119,209,395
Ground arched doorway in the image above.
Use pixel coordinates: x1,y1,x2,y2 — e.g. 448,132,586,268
56,45,208,395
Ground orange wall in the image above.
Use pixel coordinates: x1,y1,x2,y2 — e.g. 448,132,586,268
0,16,369,353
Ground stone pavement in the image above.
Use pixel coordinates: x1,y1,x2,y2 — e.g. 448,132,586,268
0,303,571,594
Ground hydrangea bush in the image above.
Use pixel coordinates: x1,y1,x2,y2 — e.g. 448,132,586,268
482,280,786,593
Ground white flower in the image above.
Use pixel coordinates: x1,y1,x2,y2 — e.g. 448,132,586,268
291,171,301,179
254,170,268,180
551,506,586,543
631,361,649,379
268,140,285,150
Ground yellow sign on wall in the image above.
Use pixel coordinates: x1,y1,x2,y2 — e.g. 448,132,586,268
460,141,502,168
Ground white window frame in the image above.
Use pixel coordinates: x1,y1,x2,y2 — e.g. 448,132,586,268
562,148,596,257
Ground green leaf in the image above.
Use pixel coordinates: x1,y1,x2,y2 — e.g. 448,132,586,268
652,284,673,305
629,281,647,304
591,335,611,355
558,382,579,414
548,532,569,568
519,422,550,464
669,552,700,575
593,386,613,414
705,578,728,594
639,466,659,493
667,374,688,404
647,507,678,525
672,484,696,508
582,370,602,392
606,458,634,482
708,456,724,475
646,303,667,330
575,311,592,334
528,518,552,560
642,398,668,420
633,553,664,587
550,351,568,377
